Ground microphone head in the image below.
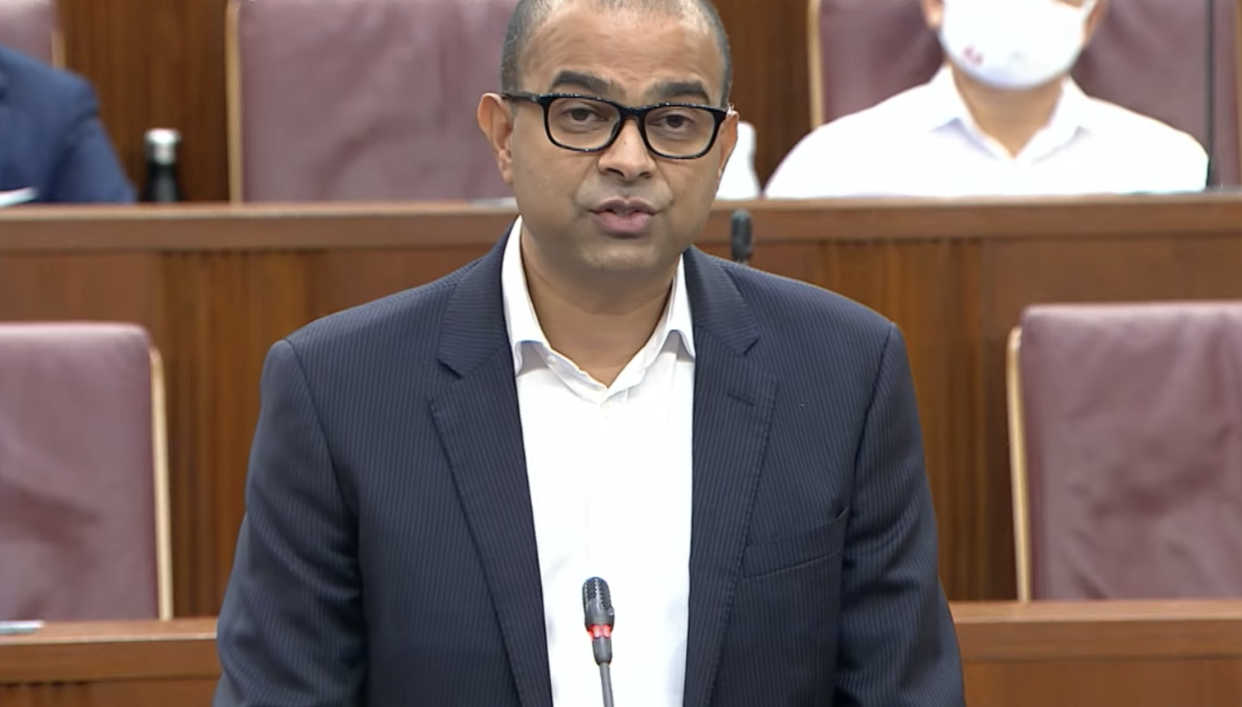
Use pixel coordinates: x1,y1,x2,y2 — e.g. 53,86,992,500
730,208,752,233
730,209,753,263
582,577,615,629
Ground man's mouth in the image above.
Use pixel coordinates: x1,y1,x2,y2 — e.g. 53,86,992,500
591,201,656,235
592,198,657,216
598,206,645,215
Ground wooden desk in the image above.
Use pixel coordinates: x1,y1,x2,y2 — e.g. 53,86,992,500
0,619,218,707
955,601,1242,706
4,196,1242,613
4,602,1240,706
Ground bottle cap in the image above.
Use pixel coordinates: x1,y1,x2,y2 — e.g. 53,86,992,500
144,128,181,166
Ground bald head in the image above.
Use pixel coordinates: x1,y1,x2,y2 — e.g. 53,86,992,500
500,0,732,107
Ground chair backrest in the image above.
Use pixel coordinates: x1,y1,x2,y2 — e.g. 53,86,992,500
0,0,62,66
0,323,172,621
807,0,939,130
1008,303,1242,600
226,0,517,203
807,0,1240,185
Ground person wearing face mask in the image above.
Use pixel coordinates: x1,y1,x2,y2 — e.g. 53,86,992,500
764,0,1209,198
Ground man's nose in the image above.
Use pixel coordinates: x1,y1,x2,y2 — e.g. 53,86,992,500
597,118,657,182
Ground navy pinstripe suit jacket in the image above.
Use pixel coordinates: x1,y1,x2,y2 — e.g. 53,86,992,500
214,232,965,707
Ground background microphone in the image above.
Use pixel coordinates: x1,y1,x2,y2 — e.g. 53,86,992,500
582,577,616,707
730,209,753,265
1204,0,1218,187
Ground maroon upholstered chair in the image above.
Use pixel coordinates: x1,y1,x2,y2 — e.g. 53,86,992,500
0,0,62,66
226,0,518,203
1007,303,1242,600
0,323,172,621
806,0,1240,184
806,0,938,130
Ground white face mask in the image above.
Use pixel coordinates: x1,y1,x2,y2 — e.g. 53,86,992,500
938,0,1097,90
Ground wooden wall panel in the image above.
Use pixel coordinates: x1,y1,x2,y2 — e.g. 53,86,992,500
0,253,162,325
57,0,230,201
161,252,320,612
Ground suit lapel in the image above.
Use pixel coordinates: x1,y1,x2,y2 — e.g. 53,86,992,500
431,232,553,707
681,249,777,707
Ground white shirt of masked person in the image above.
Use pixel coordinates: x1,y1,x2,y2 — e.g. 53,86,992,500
765,0,1208,199
715,120,760,200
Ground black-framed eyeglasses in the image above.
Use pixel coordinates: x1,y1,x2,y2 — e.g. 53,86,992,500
502,91,729,160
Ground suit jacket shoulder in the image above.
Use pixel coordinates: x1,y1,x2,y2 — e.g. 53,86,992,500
287,263,468,347
709,254,896,369
285,256,476,361
279,254,495,404
0,44,133,202
0,44,90,110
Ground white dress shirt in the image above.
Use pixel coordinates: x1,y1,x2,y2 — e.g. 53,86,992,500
501,218,695,707
765,65,1209,198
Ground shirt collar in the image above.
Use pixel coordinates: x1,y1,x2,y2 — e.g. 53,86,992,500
500,216,696,376
922,64,1097,151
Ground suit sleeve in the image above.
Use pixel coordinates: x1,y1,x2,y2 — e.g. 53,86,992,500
214,340,365,707
833,324,965,707
47,80,135,203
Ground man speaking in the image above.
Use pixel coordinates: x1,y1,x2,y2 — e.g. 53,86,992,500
212,1,966,705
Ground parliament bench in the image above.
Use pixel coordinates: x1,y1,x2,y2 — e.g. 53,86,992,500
5,601,1242,706
4,196,1242,613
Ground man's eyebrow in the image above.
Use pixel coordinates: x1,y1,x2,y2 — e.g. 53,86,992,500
546,72,718,106
650,79,714,105
548,70,618,96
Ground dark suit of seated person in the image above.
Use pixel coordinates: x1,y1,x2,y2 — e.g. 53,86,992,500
0,43,134,204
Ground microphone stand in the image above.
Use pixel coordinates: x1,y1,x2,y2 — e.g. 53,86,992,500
598,663,616,707
1204,0,1218,186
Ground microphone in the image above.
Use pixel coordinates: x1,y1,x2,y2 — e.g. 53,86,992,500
730,209,753,265
582,577,616,707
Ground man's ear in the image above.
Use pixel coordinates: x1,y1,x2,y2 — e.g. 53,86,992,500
478,93,516,185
